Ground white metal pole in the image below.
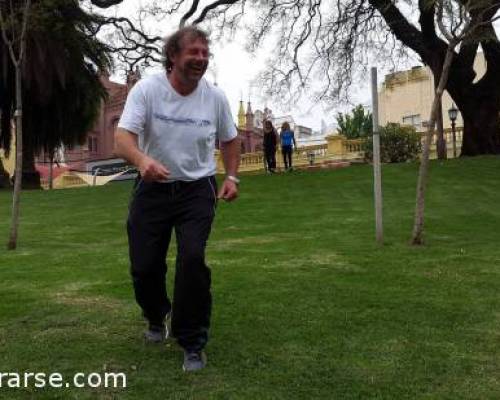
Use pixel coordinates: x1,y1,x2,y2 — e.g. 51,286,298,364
371,67,384,244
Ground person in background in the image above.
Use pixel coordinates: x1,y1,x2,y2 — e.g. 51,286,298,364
263,120,278,173
280,122,297,171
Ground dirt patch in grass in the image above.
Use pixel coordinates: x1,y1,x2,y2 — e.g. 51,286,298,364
272,252,365,273
51,290,128,315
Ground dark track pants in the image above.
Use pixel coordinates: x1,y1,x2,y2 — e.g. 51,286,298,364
127,176,217,352
265,149,276,171
282,145,293,169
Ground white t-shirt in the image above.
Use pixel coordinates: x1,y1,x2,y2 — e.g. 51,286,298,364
118,72,237,181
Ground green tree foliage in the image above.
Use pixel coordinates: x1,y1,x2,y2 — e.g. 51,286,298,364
364,123,422,163
0,0,111,160
336,105,373,139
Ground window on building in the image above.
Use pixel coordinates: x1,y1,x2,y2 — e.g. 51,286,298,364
402,114,421,128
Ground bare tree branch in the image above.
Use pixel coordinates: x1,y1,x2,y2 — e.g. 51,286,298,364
86,12,163,72
88,0,123,8
193,0,240,25
180,0,201,27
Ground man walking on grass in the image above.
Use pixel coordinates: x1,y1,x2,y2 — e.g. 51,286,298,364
114,26,240,372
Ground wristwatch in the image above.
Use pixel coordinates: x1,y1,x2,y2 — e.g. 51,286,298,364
226,175,240,185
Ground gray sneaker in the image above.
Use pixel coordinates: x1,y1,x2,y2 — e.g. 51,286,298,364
182,350,207,372
144,325,167,343
144,313,170,343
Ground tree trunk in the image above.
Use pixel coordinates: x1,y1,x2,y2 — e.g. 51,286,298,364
460,101,500,156
434,80,447,160
435,99,447,159
3,0,31,250
446,56,500,156
8,66,23,250
411,45,455,245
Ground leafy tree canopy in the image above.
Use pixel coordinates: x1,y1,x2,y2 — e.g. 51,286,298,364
0,0,112,156
336,105,373,139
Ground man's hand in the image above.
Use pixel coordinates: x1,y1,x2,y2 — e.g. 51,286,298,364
218,179,238,202
114,129,169,182
138,155,170,182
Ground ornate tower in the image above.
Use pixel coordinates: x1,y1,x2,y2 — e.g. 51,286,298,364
237,100,246,129
245,101,254,131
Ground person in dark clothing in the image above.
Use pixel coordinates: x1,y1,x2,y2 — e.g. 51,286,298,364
280,122,297,171
263,120,278,173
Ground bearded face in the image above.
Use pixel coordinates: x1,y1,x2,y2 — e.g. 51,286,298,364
170,37,209,85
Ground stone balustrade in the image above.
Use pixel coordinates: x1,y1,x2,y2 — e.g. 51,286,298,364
215,135,365,174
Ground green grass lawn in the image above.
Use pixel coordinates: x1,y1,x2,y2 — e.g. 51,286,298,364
1,156,500,399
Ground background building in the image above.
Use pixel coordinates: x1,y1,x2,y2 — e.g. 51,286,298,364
237,100,264,153
378,53,486,130
37,71,140,172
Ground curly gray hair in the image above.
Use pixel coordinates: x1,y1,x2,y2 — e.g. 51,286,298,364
162,26,210,72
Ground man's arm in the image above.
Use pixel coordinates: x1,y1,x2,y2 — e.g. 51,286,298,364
221,137,240,177
114,128,169,182
217,137,240,201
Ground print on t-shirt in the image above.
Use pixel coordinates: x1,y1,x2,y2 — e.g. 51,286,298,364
153,113,211,128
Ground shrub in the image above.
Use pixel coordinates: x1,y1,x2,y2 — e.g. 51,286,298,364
364,123,422,163
336,105,373,139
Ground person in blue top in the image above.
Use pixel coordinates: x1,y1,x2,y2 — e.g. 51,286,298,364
280,122,297,171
